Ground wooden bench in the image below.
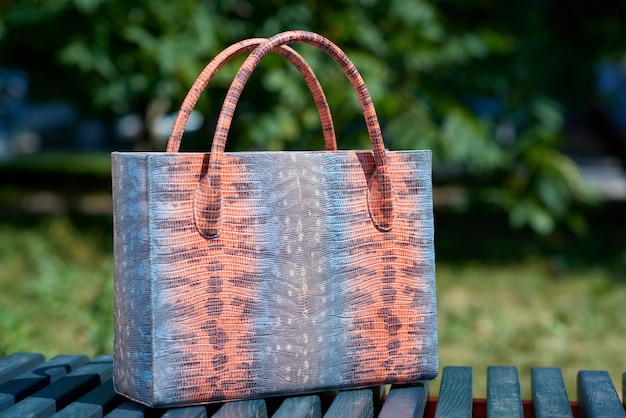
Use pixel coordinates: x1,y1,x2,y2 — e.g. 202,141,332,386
0,353,624,417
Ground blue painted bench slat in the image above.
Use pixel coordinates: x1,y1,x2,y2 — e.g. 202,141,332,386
577,370,626,418
0,355,112,418
486,366,524,418
104,399,147,418
531,367,573,418
0,353,45,386
273,395,321,418
433,366,472,417
379,383,428,418
161,405,209,418
212,399,266,418
52,378,122,418
0,354,88,412
324,389,373,418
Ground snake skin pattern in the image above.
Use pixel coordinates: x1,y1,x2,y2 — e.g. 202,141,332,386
113,31,437,408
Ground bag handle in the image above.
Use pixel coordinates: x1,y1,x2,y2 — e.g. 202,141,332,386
166,38,337,152
195,31,394,239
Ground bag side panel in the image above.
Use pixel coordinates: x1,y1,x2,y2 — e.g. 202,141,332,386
112,153,154,406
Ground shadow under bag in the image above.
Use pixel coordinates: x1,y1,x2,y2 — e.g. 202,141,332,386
112,30,438,408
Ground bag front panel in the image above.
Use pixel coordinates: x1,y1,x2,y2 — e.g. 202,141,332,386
130,151,435,406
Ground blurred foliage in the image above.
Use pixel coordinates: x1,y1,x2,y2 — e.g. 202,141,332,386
0,215,114,357
1,0,625,234
0,151,111,176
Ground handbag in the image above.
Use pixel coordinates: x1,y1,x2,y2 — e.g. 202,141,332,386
112,30,437,408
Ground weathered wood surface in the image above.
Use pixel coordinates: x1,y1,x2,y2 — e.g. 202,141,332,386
161,406,209,418
53,378,120,418
0,356,113,418
324,389,373,418
0,353,45,386
0,354,88,412
433,366,472,418
103,399,146,418
0,355,112,418
379,384,429,418
486,366,524,418
212,399,267,418
577,370,626,418
272,395,321,418
531,367,573,418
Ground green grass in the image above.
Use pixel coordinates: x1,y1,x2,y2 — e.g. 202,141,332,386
435,260,626,400
0,204,624,401
0,215,114,358
0,152,112,177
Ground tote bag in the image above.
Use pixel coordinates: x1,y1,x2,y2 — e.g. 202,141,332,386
112,31,437,408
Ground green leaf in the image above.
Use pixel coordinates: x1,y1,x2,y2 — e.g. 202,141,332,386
59,40,117,78
536,173,567,216
531,97,563,131
509,201,555,235
72,0,103,13
440,107,506,172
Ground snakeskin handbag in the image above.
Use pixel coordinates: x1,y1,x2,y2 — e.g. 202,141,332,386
112,31,438,408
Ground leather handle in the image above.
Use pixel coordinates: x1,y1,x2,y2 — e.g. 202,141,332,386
195,31,394,239
166,38,337,152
